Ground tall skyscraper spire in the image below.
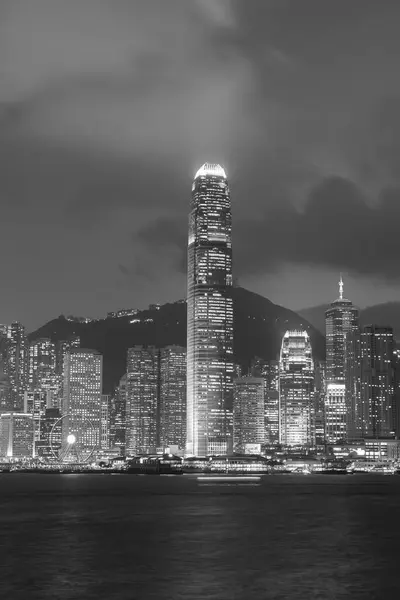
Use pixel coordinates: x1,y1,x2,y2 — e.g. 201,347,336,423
186,163,234,457
325,277,358,382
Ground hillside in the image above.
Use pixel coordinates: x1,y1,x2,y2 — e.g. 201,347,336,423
298,301,400,339
29,287,326,394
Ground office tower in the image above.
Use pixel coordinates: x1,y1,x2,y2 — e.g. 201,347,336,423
186,163,234,457
37,407,62,459
233,377,265,452
249,357,280,444
325,382,347,443
110,374,127,455
0,413,34,459
62,349,103,460
279,330,315,446
5,322,28,411
24,389,49,443
55,336,80,376
359,326,395,437
126,346,159,455
346,326,395,438
100,394,110,450
29,338,56,388
345,328,362,438
314,361,326,445
159,346,186,451
55,336,80,410
325,276,358,382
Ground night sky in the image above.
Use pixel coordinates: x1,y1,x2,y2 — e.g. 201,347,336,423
1,0,400,330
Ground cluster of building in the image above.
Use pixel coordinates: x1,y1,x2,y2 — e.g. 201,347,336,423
1,162,400,466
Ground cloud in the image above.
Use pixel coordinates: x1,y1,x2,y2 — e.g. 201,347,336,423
136,177,400,282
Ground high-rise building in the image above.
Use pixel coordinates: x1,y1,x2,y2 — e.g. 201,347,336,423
325,276,358,383
100,394,110,450
37,407,62,459
345,328,362,438
346,326,396,438
0,413,34,459
360,326,395,438
325,382,347,443
186,163,234,457
62,349,103,460
5,322,28,411
29,338,56,388
249,358,280,444
110,374,127,455
126,346,159,456
314,361,326,446
24,389,49,443
159,346,186,451
55,336,80,376
279,330,315,446
233,377,265,453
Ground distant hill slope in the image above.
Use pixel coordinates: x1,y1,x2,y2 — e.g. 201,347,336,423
29,287,326,394
298,301,400,339
297,305,329,333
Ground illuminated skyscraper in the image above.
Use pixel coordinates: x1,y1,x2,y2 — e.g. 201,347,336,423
359,326,395,437
62,349,103,459
126,346,159,455
325,382,347,443
279,330,315,446
0,413,34,459
186,163,234,457
110,374,127,455
5,322,28,411
249,358,279,444
233,377,265,452
159,346,186,451
325,276,358,383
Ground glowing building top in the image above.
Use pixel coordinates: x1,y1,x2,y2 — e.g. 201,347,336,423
194,163,227,180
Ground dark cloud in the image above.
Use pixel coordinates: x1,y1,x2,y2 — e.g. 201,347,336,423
138,177,400,282
2,0,400,326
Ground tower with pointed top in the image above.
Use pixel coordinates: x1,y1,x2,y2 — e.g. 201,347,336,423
325,276,358,442
186,163,234,457
325,276,358,383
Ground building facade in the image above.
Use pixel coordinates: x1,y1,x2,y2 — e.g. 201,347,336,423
186,163,234,457
233,377,265,453
110,374,127,455
325,382,347,443
126,346,159,456
5,322,28,411
0,412,34,459
159,346,186,451
279,331,315,446
325,277,358,383
62,349,103,461
360,326,395,438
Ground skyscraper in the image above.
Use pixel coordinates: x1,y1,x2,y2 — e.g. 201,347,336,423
360,326,395,438
126,346,159,456
5,322,28,411
0,413,34,459
159,346,186,451
325,276,358,383
186,163,234,457
233,376,266,453
110,374,127,455
279,330,315,446
62,349,103,460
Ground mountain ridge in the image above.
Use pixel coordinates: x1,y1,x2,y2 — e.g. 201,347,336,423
29,287,326,394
